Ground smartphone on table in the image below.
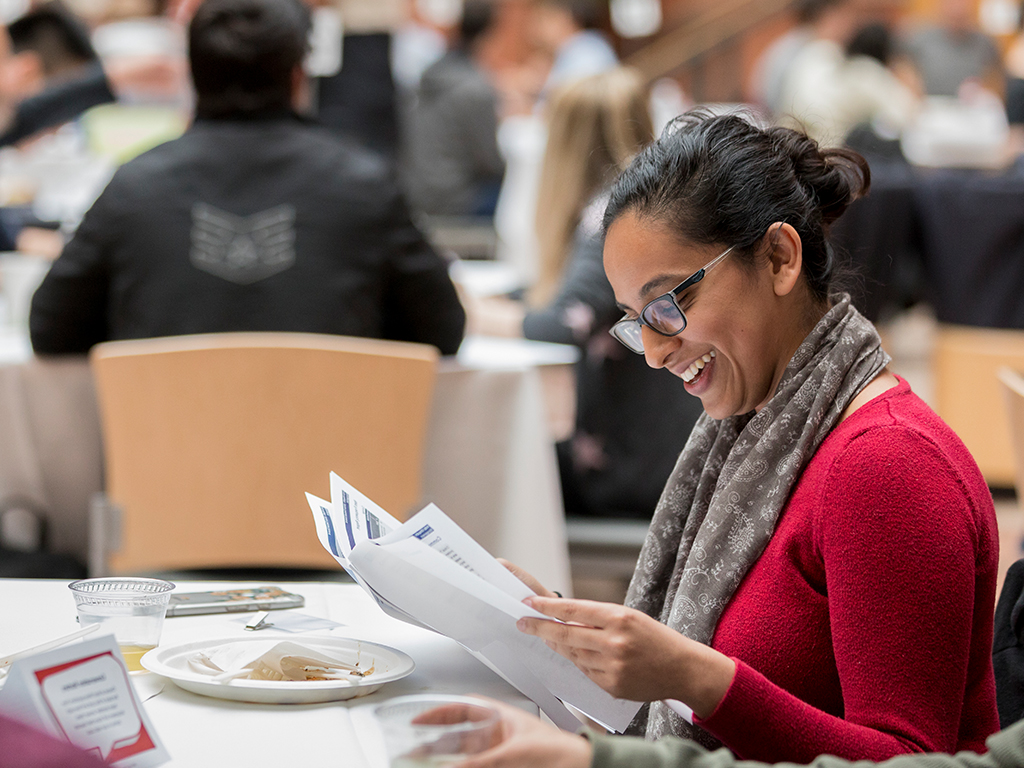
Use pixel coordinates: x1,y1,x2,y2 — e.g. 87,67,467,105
165,586,304,617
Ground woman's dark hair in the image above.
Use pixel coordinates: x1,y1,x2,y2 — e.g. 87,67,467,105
189,0,311,119
603,110,870,303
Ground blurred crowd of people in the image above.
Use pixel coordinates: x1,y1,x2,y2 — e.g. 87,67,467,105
2,0,1024,525
753,0,1020,160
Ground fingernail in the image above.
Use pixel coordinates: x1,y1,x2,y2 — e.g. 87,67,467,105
522,596,535,607
516,618,528,631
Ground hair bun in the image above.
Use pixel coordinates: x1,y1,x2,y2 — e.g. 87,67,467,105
771,128,871,227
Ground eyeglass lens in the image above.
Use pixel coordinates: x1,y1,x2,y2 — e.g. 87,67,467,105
612,321,643,352
642,297,687,334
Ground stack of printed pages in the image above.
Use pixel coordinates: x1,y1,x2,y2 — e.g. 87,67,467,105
306,473,641,732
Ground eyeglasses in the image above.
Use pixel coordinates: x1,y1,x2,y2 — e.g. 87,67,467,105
609,246,735,354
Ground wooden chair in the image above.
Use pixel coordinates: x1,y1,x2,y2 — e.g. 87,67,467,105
999,367,1024,499
89,333,438,575
933,325,1024,487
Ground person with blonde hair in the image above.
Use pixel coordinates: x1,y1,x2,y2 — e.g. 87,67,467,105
470,67,704,520
530,66,653,305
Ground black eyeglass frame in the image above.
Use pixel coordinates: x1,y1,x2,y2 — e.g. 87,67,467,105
609,245,735,354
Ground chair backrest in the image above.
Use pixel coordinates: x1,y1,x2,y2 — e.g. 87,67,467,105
1000,367,1024,499
90,332,438,574
933,324,1024,487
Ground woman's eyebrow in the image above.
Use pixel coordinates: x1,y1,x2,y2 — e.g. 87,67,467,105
639,273,686,299
616,273,689,314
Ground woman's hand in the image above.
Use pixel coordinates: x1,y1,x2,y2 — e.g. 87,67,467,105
497,558,559,598
456,700,592,768
517,596,736,716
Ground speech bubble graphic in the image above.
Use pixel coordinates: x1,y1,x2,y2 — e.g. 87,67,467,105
38,653,144,760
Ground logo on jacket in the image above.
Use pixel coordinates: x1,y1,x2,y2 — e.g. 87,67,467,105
190,203,297,284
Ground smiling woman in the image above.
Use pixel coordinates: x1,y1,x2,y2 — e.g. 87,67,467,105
508,110,1001,765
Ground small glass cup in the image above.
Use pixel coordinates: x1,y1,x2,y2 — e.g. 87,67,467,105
68,577,175,672
375,695,501,768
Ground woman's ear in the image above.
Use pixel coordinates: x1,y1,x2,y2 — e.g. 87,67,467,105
765,222,802,297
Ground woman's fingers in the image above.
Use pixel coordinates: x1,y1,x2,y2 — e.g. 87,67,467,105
522,595,631,628
497,558,558,597
517,615,610,654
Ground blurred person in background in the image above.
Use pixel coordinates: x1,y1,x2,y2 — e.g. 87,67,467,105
531,0,617,97
466,68,703,520
772,0,856,141
750,0,845,118
840,22,921,159
0,2,114,254
1000,15,1024,130
780,19,919,148
404,0,505,218
0,2,113,147
168,0,403,158
29,0,465,355
491,0,617,291
903,0,1003,98
311,0,403,159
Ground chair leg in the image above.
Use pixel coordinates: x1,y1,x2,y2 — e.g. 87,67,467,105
88,493,121,577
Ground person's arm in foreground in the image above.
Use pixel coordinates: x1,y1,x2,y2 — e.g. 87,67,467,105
455,701,1024,768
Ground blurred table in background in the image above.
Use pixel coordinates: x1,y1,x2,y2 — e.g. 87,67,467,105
834,159,1024,329
0,334,577,595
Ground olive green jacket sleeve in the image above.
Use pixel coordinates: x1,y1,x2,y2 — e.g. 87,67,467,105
588,720,1024,768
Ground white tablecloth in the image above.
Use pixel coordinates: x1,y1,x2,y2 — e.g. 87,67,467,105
0,337,576,595
0,579,535,768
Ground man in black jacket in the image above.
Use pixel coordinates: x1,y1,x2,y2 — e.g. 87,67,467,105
29,0,465,356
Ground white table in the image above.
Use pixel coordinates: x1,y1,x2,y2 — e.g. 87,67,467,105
0,579,535,767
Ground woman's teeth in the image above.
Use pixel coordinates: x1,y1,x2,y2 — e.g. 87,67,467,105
681,350,715,383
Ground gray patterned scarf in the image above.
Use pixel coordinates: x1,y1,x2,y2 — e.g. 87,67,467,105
624,295,890,743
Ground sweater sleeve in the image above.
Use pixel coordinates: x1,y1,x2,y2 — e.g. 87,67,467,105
696,422,995,762
587,721,1024,768
522,228,617,347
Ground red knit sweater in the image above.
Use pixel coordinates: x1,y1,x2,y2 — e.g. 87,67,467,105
694,377,1000,764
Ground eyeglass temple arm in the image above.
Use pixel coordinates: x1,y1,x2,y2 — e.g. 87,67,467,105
670,269,705,298
670,246,734,298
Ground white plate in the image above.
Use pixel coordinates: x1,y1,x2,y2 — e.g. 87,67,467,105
141,636,415,704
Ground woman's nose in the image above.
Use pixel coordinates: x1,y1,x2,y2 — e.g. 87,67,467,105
642,326,677,370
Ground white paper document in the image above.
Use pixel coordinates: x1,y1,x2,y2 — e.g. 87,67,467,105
306,473,642,733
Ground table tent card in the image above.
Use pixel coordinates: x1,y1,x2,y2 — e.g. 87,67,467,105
307,472,642,733
0,634,169,767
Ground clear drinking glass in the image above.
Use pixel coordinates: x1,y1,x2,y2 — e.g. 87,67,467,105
68,577,175,672
375,695,501,767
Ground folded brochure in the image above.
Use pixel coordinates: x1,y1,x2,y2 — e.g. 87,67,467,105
306,472,641,732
